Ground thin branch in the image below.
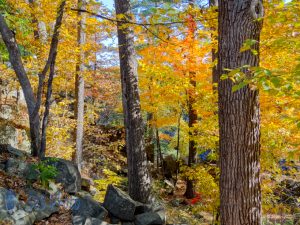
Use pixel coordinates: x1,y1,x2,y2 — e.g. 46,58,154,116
41,0,66,76
142,24,175,45
40,51,57,157
33,0,66,117
71,8,215,26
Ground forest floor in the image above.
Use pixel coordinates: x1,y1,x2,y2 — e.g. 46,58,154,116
79,125,300,225
0,162,73,225
0,125,299,224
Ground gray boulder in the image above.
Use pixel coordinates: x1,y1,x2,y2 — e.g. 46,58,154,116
24,188,59,221
103,185,137,221
0,212,15,224
135,210,166,225
4,158,40,182
5,158,29,176
11,209,36,225
134,203,152,215
109,215,120,224
71,196,108,220
0,144,29,159
0,188,36,225
0,188,7,210
0,188,19,212
135,201,164,215
23,164,40,182
72,215,111,225
0,162,5,171
121,222,134,225
43,157,81,194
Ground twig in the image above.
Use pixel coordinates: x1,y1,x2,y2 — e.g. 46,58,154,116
71,8,214,26
142,24,175,45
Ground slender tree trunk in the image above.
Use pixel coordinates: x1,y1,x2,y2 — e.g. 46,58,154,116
145,113,155,163
40,52,57,157
28,0,47,43
155,127,164,176
115,0,151,203
28,0,40,40
74,0,86,172
175,110,182,183
29,115,41,156
185,0,197,199
217,0,263,224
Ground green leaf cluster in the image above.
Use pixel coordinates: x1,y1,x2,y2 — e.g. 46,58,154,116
29,161,58,188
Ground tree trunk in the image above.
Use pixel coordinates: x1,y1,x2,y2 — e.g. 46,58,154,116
115,0,151,203
209,0,218,88
155,127,164,176
28,0,40,40
217,0,263,224
175,110,182,183
74,0,86,172
40,52,57,157
145,113,155,163
28,0,47,43
29,115,41,157
0,14,40,156
185,0,197,199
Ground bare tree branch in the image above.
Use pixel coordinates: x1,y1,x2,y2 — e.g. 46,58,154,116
40,51,57,157
34,0,67,118
71,8,215,26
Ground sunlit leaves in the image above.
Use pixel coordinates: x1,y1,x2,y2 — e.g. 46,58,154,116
240,39,258,55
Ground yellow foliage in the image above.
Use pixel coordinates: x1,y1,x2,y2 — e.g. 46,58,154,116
94,169,127,202
181,165,219,211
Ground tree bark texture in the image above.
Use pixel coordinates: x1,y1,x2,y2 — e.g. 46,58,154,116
217,0,263,224
145,113,155,163
115,0,151,203
74,0,86,172
40,52,57,157
0,14,40,156
155,127,164,176
175,110,182,183
185,0,197,199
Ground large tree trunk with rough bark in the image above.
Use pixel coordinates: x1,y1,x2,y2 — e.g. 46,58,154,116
185,0,197,199
115,0,151,203
74,0,86,172
217,0,263,224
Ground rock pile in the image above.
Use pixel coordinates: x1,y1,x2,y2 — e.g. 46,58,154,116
0,145,167,225
72,185,166,225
